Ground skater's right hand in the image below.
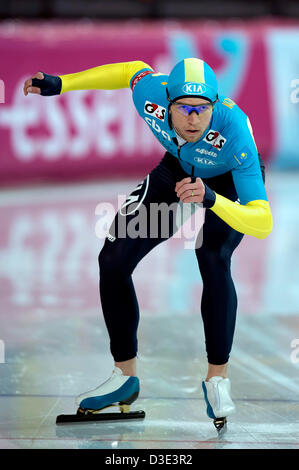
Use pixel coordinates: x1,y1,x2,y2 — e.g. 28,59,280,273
23,72,62,96
24,71,43,95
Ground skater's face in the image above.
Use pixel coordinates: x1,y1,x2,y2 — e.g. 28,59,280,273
169,97,213,143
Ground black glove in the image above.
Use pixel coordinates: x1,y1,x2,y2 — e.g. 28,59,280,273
31,72,62,96
202,183,216,208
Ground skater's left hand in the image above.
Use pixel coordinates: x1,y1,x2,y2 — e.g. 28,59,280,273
175,177,205,203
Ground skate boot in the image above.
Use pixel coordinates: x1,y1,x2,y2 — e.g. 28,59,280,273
56,367,145,424
202,376,235,434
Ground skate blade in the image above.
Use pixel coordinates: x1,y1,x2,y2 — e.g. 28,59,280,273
213,417,227,436
56,410,145,424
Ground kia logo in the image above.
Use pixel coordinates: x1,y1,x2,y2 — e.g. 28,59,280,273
182,83,206,94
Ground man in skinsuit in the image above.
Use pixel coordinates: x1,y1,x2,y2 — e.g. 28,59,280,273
24,58,273,428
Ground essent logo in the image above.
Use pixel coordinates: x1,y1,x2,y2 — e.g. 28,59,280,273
182,83,206,95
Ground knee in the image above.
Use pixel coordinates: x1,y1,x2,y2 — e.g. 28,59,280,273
98,246,113,274
196,245,232,272
98,241,133,277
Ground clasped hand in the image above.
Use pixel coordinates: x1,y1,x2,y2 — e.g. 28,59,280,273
175,177,205,203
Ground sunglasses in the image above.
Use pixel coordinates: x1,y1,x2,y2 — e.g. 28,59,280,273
172,101,216,116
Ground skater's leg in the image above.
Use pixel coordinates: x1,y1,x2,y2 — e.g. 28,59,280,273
196,203,244,368
195,172,243,428
99,153,186,367
77,222,168,414
75,154,188,415
197,158,265,372
198,161,266,429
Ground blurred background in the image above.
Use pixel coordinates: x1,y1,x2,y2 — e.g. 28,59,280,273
0,0,299,450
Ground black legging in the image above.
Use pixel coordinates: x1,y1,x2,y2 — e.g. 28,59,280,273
98,152,265,364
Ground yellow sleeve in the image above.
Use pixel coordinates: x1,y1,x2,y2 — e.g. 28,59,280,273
210,194,273,239
59,61,153,94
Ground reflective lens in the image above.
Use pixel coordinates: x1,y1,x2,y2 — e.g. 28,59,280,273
173,103,213,116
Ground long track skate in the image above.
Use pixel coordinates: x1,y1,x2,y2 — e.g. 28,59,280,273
56,393,145,424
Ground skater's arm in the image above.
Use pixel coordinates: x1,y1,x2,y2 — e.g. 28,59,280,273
212,152,273,240
60,61,153,93
23,61,153,96
176,178,273,240
207,193,273,240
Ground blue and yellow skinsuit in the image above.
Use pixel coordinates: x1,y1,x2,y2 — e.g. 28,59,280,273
47,60,273,364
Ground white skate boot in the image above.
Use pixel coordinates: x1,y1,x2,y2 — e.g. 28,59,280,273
202,376,236,433
56,367,145,424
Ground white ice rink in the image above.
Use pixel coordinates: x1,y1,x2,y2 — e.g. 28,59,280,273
0,172,298,449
